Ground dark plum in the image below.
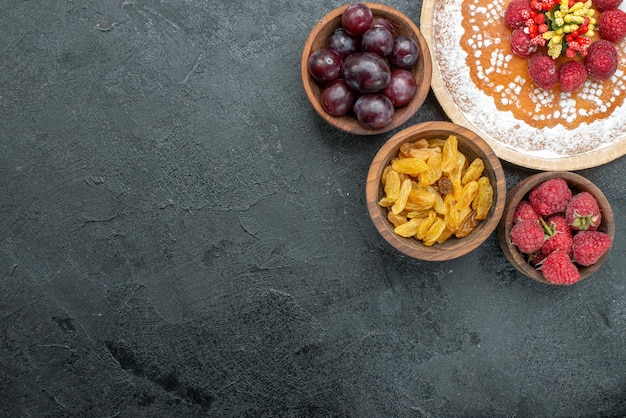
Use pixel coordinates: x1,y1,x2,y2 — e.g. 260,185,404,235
361,26,394,57
383,69,417,107
307,49,343,83
321,79,357,116
341,3,373,36
343,52,391,94
353,94,394,129
370,16,396,37
390,35,419,70
327,28,358,59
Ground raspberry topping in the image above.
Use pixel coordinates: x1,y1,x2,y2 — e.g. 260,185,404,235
594,0,624,11
528,53,559,90
599,9,626,43
505,0,535,28
510,28,538,57
558,60,588,92
584,39,620,80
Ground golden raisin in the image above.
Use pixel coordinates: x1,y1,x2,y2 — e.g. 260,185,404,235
457,206,474,227
462,158,485,185
404,201,430,212
436,227,455,244
394,217,423,237
414,138,429,149
388,212,408,228
449,152,467,200
399,139,429,159
391,158,428,176
423,218,448,246
426,185,447,215
410,147,439,162
415,211,437,241
408,188,436,210
378,196,394,207
441,135,459,174
406,209,431,219
443,194,460,232
384,169,401,201
419,152,443,187
455,211,479,238
456,180,479,211
391,179,412,214
398,142,413,159
472,176,493,220
428,138,447,149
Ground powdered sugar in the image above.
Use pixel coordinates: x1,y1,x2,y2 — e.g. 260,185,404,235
432,0,626,160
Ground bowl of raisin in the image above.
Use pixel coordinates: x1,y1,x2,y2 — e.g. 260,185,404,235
301,2,432,135
497,172,614,285
365,121,506,261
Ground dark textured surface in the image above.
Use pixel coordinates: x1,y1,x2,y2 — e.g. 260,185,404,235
1,0,626,416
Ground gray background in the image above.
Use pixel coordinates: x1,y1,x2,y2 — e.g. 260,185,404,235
1,0,625,416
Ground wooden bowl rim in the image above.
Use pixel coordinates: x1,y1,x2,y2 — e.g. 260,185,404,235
366,120,507,261
301,2,432,136
496,171,615,284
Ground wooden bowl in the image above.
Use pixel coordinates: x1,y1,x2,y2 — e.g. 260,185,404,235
301,3,432,135
366,121,507,261
497,171,615,284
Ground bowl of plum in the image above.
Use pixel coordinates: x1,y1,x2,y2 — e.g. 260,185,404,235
301,2,432,135
365,121,507,261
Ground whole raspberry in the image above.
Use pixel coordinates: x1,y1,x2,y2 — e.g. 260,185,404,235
528,178,572,216
541,250,581,285
513,200,540,224
505,0,534,29
558,60,587,92
572,230,612,266
539,215,573,257
566,191,602,231
510,219,545,253
594,0,623,11
584,40,619,81
528,53,558,90
510,28,538,57
599,9,626,42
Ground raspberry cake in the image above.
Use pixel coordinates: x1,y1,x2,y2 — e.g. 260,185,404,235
421,0,626,170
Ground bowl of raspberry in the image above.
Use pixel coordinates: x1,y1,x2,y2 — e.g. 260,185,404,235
366,121,507,261
301,2,432,135
497,172,615,285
